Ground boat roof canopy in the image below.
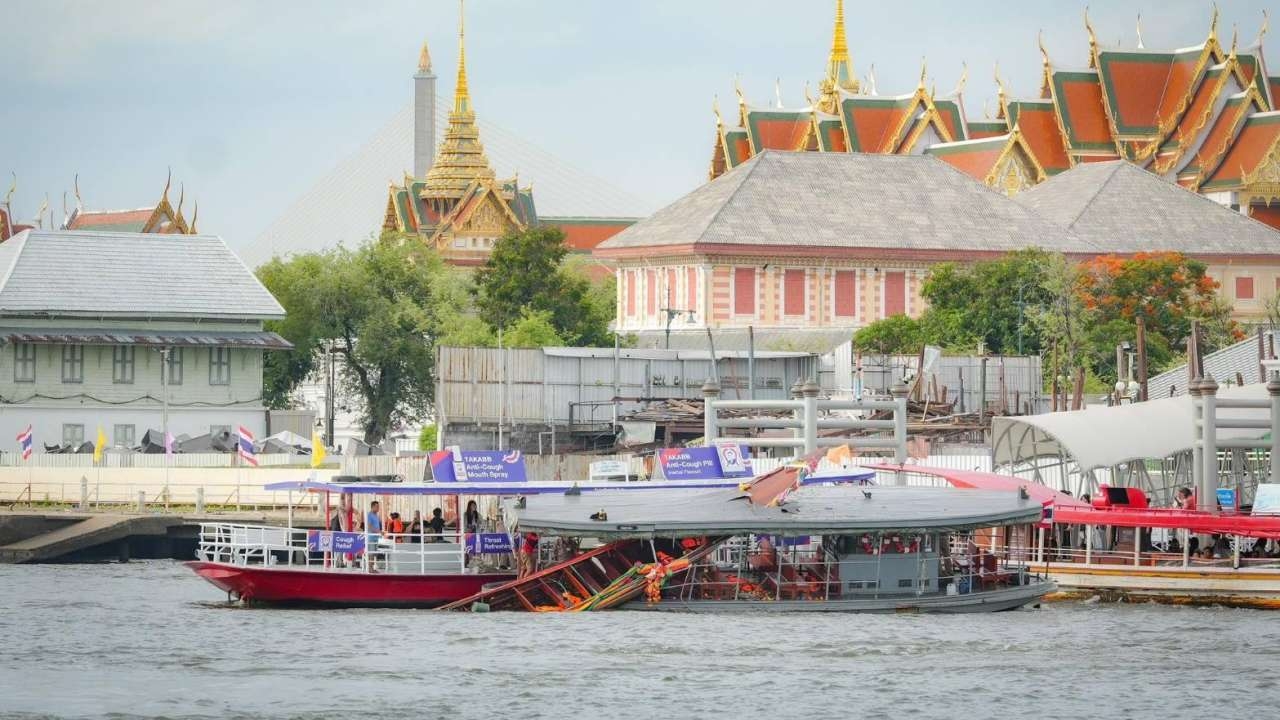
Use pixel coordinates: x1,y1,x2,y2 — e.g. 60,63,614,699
510,485,1042,539
262,467,875,497
992,383,1269,472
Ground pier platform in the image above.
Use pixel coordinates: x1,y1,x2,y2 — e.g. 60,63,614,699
0,511,305,563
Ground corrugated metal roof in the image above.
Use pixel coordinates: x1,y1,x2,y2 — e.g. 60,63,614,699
1146,331,1274,399
0,230,285,320
0,328,293,349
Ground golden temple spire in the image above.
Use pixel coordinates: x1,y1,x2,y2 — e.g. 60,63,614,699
418,40,433,74
454,0,470,114
824,0,859,93
1136,14,1144,49
422,0,495,200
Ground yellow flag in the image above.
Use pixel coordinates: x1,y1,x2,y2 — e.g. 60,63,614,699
311,431,327,468
93,426,107,463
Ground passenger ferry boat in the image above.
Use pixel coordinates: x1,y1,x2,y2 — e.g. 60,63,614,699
881,466,1280,609
442,461,1054,613
186,470,877,607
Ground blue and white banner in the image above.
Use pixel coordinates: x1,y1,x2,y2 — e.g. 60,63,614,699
430,449,527,482
465,532,514,554
658,444,752,480
307,530,366,554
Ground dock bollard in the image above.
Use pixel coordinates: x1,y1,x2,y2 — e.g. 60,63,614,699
137,490,146,512
79,476,89,511
195,487,205,514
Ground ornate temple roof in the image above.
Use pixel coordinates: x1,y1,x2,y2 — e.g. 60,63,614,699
63,175,197,235
704,2,1280,227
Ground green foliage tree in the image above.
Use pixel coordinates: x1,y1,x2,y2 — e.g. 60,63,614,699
417,424,438,452
474,226,613,347
852,314,922,354
257,238,446,444
920,249,1051,355
504,309,565,347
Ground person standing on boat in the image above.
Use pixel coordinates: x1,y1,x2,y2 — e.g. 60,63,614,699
367,501,383,537
464,500,482,533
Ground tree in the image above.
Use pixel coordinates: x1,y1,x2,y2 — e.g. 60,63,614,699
474,226,613,346
852,314,922,354
1078,252,1241,375
921,249,1052,355
417,424,438,452
257,238,447,444
504,309,564,347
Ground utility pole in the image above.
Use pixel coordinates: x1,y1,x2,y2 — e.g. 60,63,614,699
325,343,336,446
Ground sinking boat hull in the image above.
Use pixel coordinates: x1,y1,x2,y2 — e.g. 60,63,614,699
623,581,1053,613
185,560,514,608
1043,563,1280,609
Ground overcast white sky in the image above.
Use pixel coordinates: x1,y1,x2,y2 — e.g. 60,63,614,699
2,0,1275,260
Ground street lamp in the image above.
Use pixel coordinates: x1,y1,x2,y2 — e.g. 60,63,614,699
660,308,695,349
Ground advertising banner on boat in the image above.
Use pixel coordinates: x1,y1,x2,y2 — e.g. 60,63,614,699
465,532,514,554
658,444,752,480
306,530,366,554
429,448,528,483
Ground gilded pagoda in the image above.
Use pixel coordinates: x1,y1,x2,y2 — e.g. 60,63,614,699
711,2,1280,228
383,3,535,266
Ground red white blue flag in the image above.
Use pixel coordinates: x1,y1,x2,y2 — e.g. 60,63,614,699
237,426,258,466
15,425,32,461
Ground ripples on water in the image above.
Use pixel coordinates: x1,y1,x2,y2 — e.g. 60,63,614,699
0,561,1276,719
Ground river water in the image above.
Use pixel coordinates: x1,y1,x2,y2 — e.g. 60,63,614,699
0,560,1276,719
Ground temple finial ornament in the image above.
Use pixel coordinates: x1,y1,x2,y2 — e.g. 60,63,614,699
73,173,82,211
1209,3,1220,41
4,172,14,208
1084,7,1098,66
867,64,878,96
418,40,432,73
953,62,968,96
917,57,927,91
1230,24,1239,56
162,167,172,203
775,78,783,109
713,95,723,126
803,81,815,106
1136,14,1144,49
176,183,185,218
1259,9,1270,45
190,201,199,234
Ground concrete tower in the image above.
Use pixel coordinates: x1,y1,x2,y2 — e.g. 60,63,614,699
413,39,437,178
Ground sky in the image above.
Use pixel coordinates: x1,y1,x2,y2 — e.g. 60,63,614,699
2,0,1276,262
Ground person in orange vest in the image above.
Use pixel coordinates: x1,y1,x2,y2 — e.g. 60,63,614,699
387,512,406,542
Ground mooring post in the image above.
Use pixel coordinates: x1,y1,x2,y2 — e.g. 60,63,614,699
1269,374,1280,486
196,487,205,514
801,378,820,455
136,490,146,513
890,381,910,486
701,379,721,445
1189,379,1204,503
1200,376,1219,513
79,476,89,511
790,378,805,443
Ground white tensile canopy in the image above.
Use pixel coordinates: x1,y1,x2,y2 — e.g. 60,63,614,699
992,383,1270,472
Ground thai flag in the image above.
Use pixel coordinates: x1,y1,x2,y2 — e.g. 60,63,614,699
15,425,32,461
237,426,258,466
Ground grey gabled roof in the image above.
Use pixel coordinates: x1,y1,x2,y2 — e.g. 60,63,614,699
0,230,285,320
512,484,1042,539
1145,330,1274,400
1014,161,1280,255
596,151,1098,255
